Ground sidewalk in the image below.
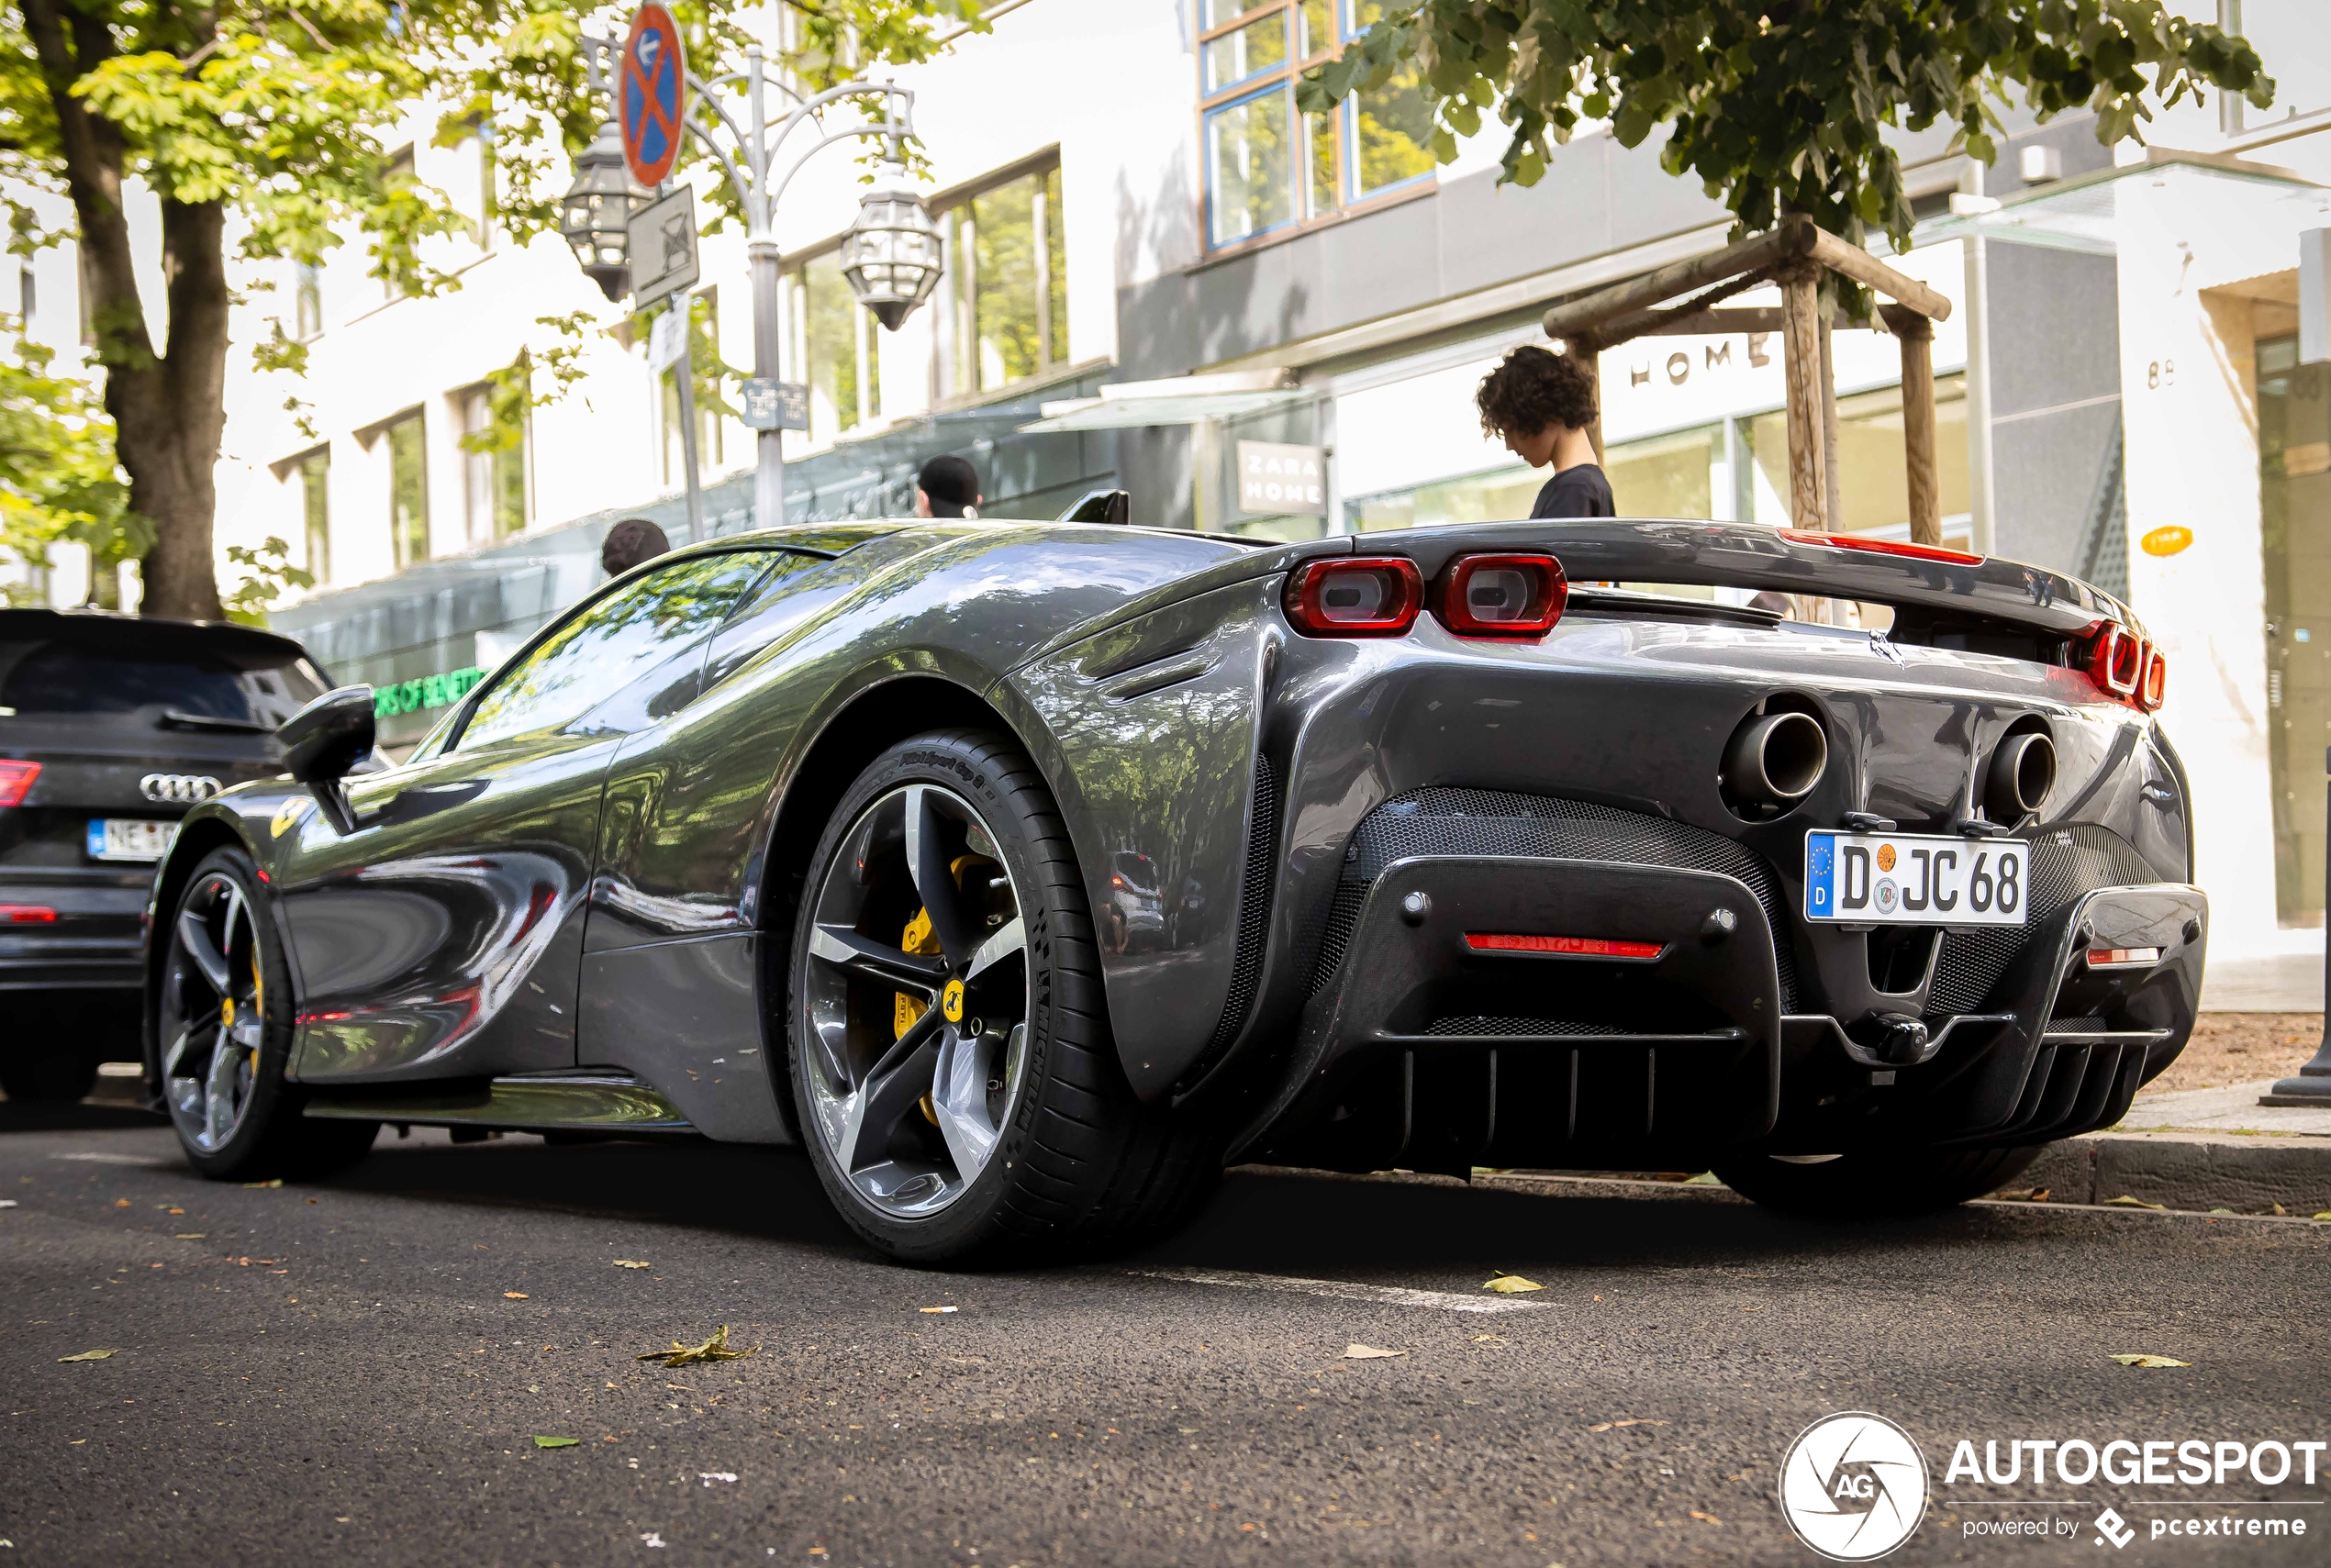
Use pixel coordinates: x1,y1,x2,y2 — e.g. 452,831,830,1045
2016,1078,2331,1216
2201,926,2325,1011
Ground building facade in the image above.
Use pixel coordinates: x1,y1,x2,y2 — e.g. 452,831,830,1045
7,1,2331,943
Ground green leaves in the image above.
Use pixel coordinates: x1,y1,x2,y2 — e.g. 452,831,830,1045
1299,0,2280,253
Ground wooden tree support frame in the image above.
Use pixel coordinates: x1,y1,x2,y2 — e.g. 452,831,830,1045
1543,213,1954,546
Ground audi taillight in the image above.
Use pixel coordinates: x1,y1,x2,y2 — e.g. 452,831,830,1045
0,759,38,808
1283,558,1423,637
1778,528,1985,566
1434,553,1567,639
2138,644,2169,711
2086,624,2141,699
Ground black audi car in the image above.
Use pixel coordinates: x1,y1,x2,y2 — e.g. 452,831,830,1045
0,608,330,1099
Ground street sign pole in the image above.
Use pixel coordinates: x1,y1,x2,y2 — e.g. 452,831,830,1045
746,53,786,532
649,285,707,545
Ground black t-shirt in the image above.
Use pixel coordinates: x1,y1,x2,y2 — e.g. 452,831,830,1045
1530,462,1616,519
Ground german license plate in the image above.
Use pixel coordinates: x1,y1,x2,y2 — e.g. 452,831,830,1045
87,818,176,862
1803,830,2028,926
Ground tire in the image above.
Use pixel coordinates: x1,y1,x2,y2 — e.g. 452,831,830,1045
1712,1143,2047,1218
0,1051,99,1103
786,728,1221,1265
155,846,379,1181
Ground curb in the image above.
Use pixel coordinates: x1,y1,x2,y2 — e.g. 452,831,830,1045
2019,1129,2331,1216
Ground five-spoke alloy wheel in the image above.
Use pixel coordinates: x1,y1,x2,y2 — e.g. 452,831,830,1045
788,730,1221,1264
157,846,375,1179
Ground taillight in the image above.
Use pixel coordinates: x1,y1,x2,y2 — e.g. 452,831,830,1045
2138,644,2168,710
1466,933,1664,959
2086,624,2141,699
0,759,38,808
1778,529,1985,566
1433,553,1567,639
0,904,57,923
1283,557,1423,638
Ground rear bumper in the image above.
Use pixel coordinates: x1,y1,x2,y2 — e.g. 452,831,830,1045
1246,848,2204,1174
0,870,151,991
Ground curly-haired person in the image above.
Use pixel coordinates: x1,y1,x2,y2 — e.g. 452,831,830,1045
1475,345,1615,519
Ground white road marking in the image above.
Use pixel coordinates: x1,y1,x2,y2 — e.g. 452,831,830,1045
54,1152,173,1167
1127,1265,1547,1315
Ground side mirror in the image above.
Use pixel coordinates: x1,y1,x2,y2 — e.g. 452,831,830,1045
1057,489,1131,527
279,685,374,834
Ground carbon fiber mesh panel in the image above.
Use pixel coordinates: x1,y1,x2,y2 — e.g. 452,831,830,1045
1199,753,1279,1067
1422,1017,1627,1037
1926,824,2163,1015
1310,787,1799,1006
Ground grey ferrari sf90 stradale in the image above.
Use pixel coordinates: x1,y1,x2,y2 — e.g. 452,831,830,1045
142,515,2201,1262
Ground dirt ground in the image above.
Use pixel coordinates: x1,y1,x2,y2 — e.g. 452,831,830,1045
2146,1012,2324,1094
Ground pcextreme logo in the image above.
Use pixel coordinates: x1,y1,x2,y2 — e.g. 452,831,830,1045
1779,1412,1931,1561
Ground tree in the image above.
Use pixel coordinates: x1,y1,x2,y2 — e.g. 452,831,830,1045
0,311,140,606
1299,2,2274,255
0,1,985,622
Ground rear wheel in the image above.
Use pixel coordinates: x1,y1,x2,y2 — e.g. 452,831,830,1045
787,729,1219,1265
157,848,378,1180
1712,1143,2047,1218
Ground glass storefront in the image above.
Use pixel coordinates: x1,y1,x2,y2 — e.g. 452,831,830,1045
2260,333,2331,925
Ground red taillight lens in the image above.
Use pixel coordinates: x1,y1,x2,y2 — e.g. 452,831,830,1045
0,759,39,808
2138,645,2168,710
1434,553,1568,639
0,904,57,923
1283,557,1423,638
1778,528,1985,566
1466,933,1665,959
2087,624,2141,698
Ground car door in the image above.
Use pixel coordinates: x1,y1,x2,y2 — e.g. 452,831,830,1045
276,550,778,1084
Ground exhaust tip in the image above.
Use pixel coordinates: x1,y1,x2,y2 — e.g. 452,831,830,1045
1986,731,2056,822
1723,709,1828,807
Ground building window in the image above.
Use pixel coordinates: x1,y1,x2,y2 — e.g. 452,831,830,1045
297,448,330,584
939,161,1067,396
458,379,528,543
782,247,883,442
660,291,724,484
293,261,323,340
385,410,429,568
1198,0,1434,250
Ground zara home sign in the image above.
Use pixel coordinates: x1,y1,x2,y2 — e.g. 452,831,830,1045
1237,440,1327,517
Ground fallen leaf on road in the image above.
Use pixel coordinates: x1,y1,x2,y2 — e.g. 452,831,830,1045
2102,1195,2167,1210
240,1179,283,1189
1683,1173,1723,1186
613,1260,651,1270
1690,1509,1723,1524
174,1233,206,1240
57,1349,117,1362
532,1436,579,1449
504,1292,529,1300
698,1472,738,1485
2314,1211,2331,1222
2030,1188,2050,1203
1587,1418,1667,1432
640,1532,665,1548
2110,1353,2191,1368
636,1325,757,1367
1481,1273,1545,1295
112,1199,128,1207
920,1306,957,1314
1470,1334,1503,1343
1342,1343,1404,1360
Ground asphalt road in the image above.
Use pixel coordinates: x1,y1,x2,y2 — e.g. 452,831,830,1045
3,1102,2327,1567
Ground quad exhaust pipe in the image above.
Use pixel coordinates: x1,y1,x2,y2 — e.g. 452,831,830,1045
1722,710,1829,806
1985,731,2056,823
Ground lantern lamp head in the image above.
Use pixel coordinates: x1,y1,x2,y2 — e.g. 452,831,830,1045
840,161,943,331
561,119,650,303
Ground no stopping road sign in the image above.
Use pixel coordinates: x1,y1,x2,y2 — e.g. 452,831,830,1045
621,5,687,189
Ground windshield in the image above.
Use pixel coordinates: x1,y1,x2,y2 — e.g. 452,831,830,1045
0,639,331,727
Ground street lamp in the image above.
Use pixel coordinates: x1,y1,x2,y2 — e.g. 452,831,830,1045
571,35,940,530
559,117,651,303
841,157,944,330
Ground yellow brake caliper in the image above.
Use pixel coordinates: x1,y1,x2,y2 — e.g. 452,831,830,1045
896,857,986,1126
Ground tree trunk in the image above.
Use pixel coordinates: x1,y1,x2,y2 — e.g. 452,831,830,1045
23,0,229,623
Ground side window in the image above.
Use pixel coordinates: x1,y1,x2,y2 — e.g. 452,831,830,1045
457,552,774,750
700,552,847,692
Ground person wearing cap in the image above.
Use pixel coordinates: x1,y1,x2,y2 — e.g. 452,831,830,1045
916,455,983,520
601,517,670,577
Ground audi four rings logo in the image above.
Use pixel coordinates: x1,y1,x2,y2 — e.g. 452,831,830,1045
139,773,222,804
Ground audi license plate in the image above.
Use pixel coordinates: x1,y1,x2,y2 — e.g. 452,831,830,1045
1803,830,2028,926
87,818,176,862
